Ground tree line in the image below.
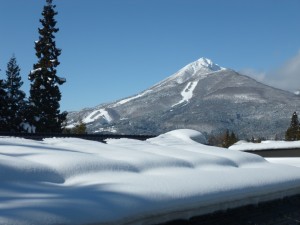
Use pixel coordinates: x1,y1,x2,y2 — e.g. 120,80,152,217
0,0,66,133
208,111,300,148
208,130,238,148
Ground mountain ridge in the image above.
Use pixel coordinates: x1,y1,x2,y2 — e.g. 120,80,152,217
67,58,300,139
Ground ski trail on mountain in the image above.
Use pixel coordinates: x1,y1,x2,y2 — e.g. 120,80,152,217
172,80,199,107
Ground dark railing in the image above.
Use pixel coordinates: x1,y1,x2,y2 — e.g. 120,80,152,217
246,148,300,157
0,132,156,143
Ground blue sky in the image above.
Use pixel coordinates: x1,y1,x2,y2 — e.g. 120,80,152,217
0,0,299,111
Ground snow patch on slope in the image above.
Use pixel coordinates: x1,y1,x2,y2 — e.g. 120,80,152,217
83,109,112,123
205,93,266,103
95,126,117,133
172,80,199,107
113,90,152,106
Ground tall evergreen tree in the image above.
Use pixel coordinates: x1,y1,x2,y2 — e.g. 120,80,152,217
285,112,300,141
28,0,67,133
5,56,27,132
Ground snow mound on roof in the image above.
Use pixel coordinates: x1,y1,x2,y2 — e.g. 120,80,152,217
1,131,300,225
149,129,207,144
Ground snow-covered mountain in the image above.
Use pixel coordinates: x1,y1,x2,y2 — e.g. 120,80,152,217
67,57,300,139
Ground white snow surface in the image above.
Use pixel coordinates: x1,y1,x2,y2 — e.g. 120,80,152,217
229,140,300,151
30,68,42,75
161,57,225,85
1,129,300,225
172,80,199,107
205,93,266,103
83,108,112,123
113,90,152,107
266,158,300,167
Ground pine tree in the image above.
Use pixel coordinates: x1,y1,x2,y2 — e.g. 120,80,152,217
285,112,300,141
5,56,27,132
0,79,8,132
222,130,231,148
28,0,67,133
230,131,238,145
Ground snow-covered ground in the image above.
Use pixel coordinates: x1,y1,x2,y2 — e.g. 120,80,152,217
1,129,300,225
229,140,300,151
266,158,300,167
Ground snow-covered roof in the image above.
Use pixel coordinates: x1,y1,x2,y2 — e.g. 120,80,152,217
229,140,300,151
1,129,300,225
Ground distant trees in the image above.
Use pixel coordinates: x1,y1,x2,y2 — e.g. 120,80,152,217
285,112,300,141
72,121,87,134
208,130,238,148
63,121,87,134
222,130,238,148
28,0,66,133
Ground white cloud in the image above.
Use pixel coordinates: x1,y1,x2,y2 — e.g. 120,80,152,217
241,50,300,93
239,68,267,82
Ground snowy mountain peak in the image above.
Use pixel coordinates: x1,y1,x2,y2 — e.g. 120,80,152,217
168,57,225,84
191,57,224,72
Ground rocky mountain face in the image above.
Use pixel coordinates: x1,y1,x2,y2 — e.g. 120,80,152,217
67,58,300,139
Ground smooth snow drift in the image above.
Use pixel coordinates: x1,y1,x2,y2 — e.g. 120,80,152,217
266,158,300,167
1,129,300,225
